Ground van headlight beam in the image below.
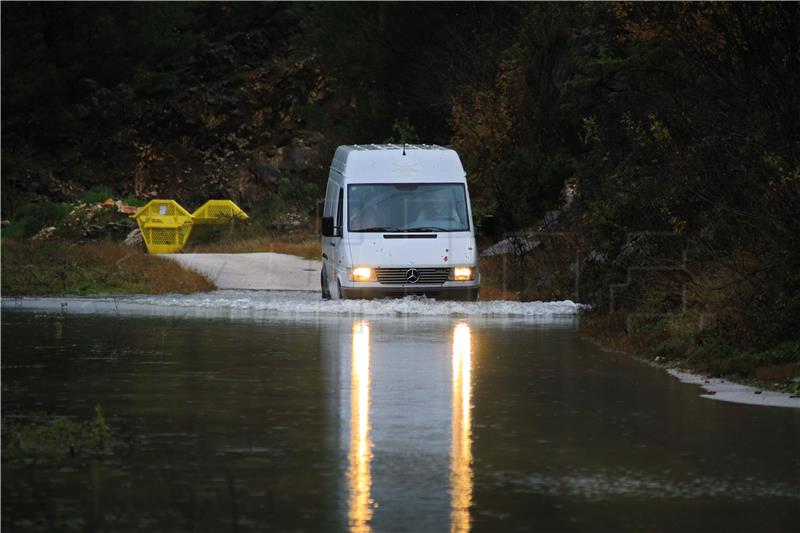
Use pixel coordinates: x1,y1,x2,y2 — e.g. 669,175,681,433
351,267,376,282
451,266,474,281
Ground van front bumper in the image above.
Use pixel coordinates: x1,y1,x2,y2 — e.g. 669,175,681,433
340,284,479,301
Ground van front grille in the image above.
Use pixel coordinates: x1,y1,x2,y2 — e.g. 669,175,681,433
376,267,449,285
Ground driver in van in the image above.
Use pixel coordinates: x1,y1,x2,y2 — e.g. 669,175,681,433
415,202,458,226
351,200,381,230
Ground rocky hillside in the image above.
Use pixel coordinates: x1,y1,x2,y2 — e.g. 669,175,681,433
2,5,332,218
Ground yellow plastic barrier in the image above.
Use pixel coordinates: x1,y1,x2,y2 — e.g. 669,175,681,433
132,199,249,254
133,200,194,254
191,199,249,225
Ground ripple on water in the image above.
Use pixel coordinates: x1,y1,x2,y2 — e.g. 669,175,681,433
498,470,800,500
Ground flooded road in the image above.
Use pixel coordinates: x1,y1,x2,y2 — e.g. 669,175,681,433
2,294,799,532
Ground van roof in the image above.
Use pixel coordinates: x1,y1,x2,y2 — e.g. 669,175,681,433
331,144,466,182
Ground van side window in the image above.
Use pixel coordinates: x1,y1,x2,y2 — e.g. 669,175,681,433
336,188,344,232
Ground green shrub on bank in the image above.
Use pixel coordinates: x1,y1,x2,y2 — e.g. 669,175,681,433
3,201,70,239
123,195,147,207
582,307,800,387
2,189,144,241
654,333,696,361
77,186,115,204
688,340,800,377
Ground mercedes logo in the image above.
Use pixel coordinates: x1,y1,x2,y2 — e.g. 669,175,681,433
405,268,420,283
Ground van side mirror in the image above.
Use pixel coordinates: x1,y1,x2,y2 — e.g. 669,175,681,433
321,216,335,237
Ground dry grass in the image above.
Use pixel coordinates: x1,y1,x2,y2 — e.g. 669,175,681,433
477,237,583,302
753,363,800,382
578,311,643,354
2,240,214,295
183,235,320,260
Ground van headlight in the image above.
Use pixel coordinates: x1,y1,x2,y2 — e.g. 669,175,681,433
451,266,475,281
351,267,376,282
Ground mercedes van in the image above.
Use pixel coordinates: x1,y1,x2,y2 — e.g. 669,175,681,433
320,144,479,300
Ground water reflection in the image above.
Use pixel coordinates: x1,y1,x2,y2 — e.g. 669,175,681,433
343,319,474,532
450,323,473,533
5,312,798,532
349,320,373,533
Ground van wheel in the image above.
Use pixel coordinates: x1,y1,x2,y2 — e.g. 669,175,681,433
321,269,331,300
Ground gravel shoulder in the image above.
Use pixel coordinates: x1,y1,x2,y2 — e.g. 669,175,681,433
164,252,322,291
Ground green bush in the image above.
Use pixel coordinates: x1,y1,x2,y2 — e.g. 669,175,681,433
484,151,571,230
123,195,147,207
653,333,696,360
3,202,70,239
688,339,800,377
278,178,322,208
77,186,115,204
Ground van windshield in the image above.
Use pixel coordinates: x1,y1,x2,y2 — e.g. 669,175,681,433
348,183,470,232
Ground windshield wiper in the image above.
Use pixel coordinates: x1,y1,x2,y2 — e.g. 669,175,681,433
356,226,404,232
402,226,451,232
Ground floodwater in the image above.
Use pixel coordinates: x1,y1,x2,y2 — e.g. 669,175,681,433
2,294,799,532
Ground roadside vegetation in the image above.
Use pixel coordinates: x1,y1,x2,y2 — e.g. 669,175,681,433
0,186,316,295
449,4,799,390
1,187,213,295
2,239,214,296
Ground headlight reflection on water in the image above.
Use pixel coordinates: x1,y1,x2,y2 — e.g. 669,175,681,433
349,320,373,533
450,322,473,533
346,320,474,533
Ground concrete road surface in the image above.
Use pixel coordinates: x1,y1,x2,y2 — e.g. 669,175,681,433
165,253,322,291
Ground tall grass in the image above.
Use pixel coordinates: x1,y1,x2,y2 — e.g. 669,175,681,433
1,240,214,295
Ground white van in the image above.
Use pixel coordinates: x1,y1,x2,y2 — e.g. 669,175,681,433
320,144,480,301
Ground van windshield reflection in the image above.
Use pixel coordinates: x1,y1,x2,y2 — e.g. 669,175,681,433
348,183,470,232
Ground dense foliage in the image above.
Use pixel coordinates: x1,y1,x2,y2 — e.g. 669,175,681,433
304,2,800,376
